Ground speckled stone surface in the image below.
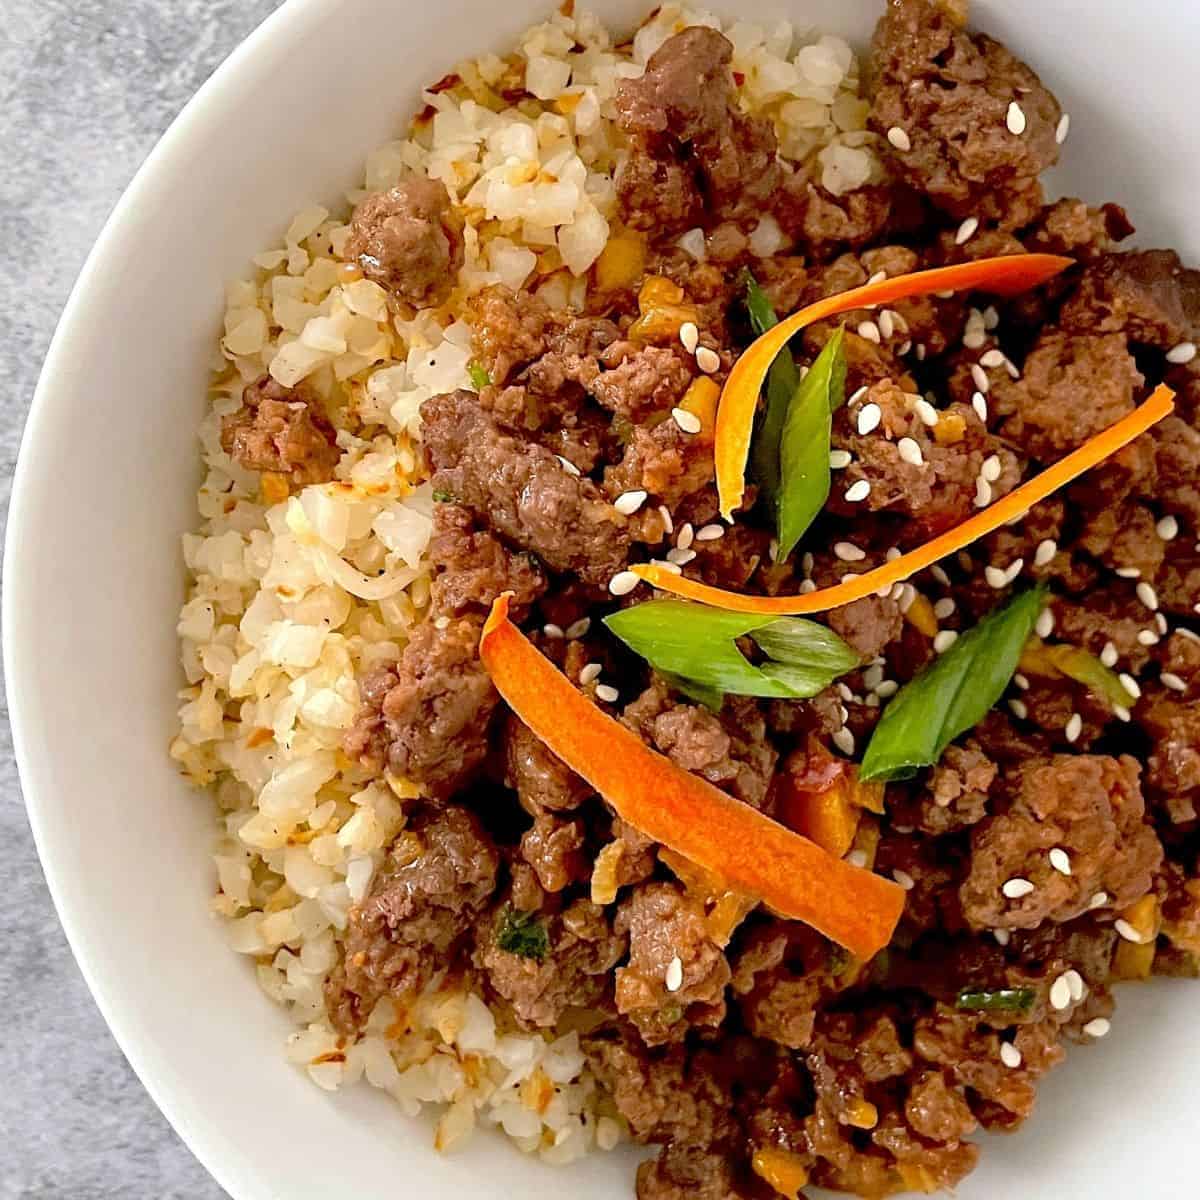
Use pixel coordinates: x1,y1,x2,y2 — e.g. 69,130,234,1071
0,3,282,1196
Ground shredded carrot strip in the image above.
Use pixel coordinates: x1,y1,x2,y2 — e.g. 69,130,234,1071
716,253,1075,519
480,595,906,960
638,384,1174,614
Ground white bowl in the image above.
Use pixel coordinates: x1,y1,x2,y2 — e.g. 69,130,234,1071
7,1,1200,1197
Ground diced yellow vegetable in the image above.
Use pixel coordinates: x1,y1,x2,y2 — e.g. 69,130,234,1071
594,231,646,292
260,472,291,505
843,1098,879,1130
678,376,720,435
706,890,758,947
590,840,625,906
905,593,939,638
638,274,684,308
1121,894,1161,943
932,412,967,446
1113,937,1156,981
897,1163,941,1194
751,1147,811,1200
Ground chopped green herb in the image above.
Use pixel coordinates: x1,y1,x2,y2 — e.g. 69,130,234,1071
860,586,1048,782
431,489,457,503
1044,643,1137,710
744,274,801,509
605,598,860,702
495,906,549,961
467,362,492,391
955,986,1037,1016
776,326,847,562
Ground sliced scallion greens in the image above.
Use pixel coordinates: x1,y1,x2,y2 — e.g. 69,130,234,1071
859,586,1048,782
955,986,1036,1016
468,361,492,390
745,275,801,508
604,598,860,703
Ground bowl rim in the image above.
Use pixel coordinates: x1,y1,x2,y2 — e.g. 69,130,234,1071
3,1,326,1195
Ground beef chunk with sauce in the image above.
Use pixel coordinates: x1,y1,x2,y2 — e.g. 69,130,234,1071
326,807,498,1032
220,375,339,484
345,178,463,306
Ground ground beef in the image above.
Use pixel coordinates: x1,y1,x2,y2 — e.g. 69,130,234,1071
503,715,591,816
466,286,553,386
1027,198,1135,261
346,616,496,798
1140,692,1200,799
1060,250,1200,348
422,389,631,586
583,1029,738,1147
220,375,339,484
960,754,1162,930
603,415,717,511
476,898,626,1028
519,812,588,892
891,743,997,835
868,0,1061,228
327,807,498,1033
636,1145,752,1200
591,345,694,420
614,28,779,228
615,882,731,1045
774,169,894,258
623,681,778,808
344,178,463,305
998,330,1142,461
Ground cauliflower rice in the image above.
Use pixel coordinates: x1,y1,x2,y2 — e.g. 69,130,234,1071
172,3,881,1164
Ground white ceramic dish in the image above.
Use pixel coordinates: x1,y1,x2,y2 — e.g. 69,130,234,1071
7,1,1200,1197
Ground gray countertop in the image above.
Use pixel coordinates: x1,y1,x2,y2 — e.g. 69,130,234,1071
0,4,281,1196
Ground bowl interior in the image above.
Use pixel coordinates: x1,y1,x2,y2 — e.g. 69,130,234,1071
7,1,1200,1198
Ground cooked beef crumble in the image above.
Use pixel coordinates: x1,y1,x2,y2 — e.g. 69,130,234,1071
326,2,1200,1195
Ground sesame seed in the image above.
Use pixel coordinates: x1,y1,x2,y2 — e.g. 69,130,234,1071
1118,673,1141,700
863,664,885,689
898,339,913,356
931,565,951,586
566,617,591,639
556,455,581,477
695,524,724,542
1136,581,1159,611
974,477,993,508
1049,974,1072,1011
664,955,684,992
875,680,899,698
1055,112,1071,144
832,727,856,756
983,306,1000,331
980,348,1006,369
802,552,815,576
933,630,959,654
836,682,854,703
963,328,987,351
658,506,674,535
695,346,721,374
1100,641,1119,667
1162,672,1187,693
1013,673,1030,690
1166,341,1197,365
830,449,853,469
1113,704,1132,722
834,541,867,563
798,579,817,594
969,364,991,394
914,398,940,427
1003,877,1035,899
840,573,862,585
1065,713,1083,744
955,216,980,245
1090,892,1109,910
845,849,869,870
857,402,883,436
892,869,915,890
993,927,1011,946
985,565,1009,589
857,320,882,345
1035,607,1054,639
1065,970,1085,1002
934,290,956,300
867,270,888,286
894,438,923,468
972,391,989,422
887,126,912,151
1046,847,1073,877
1115,566,1141,579
672,407,702,434
844,479,872,503
543,623,565,639
1155,612,1169,634
679,321,699,355
1008,699,1029,720
666,547,696,566
1084,1017,1110,1039
934,597,956,619
878,310,896,339
676,523,694,551
981,454,1003,483
1180,628,1200,644
1156,514,1179,540
614,489,648,515
1004,357,1021,380
848,385,869,406
609,570,639,596
579,662,603,686
1115,919,1146,944
898,583,918,612
1006,101,1028,135
1137,629,1160,647
595,683,620,704
1000,1042,1023,1069
1030,539,1057,568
